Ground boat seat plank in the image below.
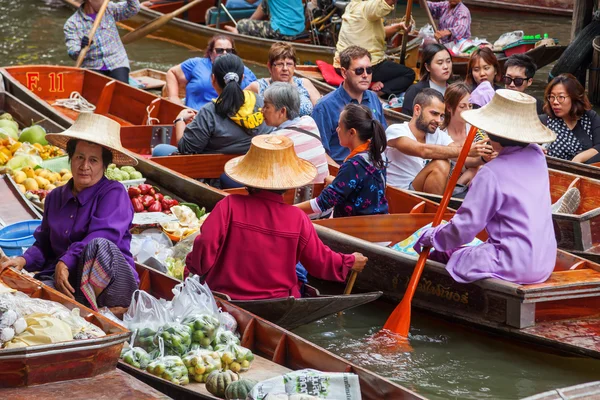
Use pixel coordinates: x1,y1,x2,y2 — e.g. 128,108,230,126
151,154,239,179
518,269,600,295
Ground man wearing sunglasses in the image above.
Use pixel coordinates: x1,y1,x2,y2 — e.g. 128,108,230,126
503,54,543,114
312,46,387,164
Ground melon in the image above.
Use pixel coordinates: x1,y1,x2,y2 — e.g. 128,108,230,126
206,370,239,398
19,125,47,145
224,379,258,400
0,127,18,141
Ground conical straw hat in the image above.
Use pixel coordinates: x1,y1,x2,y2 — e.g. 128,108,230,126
45,113,138,166
461,89,556,144
225,135,317,190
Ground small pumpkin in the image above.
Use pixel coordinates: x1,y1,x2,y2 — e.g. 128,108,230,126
224,378,258,400
206,369,240,398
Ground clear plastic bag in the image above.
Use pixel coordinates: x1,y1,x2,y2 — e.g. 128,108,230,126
171,275,219,320
120,333,153,369
493,30,524,49
145,337,189,385
155,322,192,356
62,308,106,339
213,327,240,347
215,342,255,373
182,313,220,349
218,311,237,333
182,348,222,383
123,290,171,352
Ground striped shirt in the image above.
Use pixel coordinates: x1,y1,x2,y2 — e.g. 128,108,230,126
276,116,329,184
427,1,471,44
64,0,140,70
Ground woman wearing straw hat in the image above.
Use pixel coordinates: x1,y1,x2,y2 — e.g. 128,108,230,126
0,114,139,312
414,90,558,284
185,135,368,300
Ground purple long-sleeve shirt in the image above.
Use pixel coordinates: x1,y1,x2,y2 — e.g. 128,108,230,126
417,144,556,284
427,1,471,44
23,176,138,282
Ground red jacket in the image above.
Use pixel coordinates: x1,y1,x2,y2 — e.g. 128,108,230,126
185,191,355,300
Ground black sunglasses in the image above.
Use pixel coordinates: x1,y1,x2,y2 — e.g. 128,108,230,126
214,48,236,55
351,67,373,75
503,75,530,87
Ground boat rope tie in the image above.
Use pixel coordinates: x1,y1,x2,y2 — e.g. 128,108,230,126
52,92,96,113
146,105,159,125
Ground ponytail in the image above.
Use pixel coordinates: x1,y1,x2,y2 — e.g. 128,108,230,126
212,53,246,117
341,104,387,170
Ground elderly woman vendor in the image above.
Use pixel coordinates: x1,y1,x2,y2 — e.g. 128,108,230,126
415,90,557,284
0,114,138,311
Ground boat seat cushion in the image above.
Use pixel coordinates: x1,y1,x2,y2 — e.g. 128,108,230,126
316,60,344,86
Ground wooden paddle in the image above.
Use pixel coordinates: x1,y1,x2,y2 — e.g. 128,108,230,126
121,0,207,45
420,0,438,32
343,270,358,295
220,3,238,27
399,0,414,64
75,0,111,68
382,125,479,337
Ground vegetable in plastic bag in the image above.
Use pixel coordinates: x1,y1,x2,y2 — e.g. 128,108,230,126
216,342,255,373
123,290,171,352
121,345,153,369
156,322,192,356
182,348,222,383
213,327,240,347
146,338,189,385
182,313,220,349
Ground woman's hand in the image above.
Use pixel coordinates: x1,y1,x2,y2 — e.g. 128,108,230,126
177,108,197,123
55,261,75,299
0,256,26,274
434,29,452,40
351,253,368,273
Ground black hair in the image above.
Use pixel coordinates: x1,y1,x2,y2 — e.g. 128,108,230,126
503,53,537,78
212,53,246,117
420,43,452,82
246,187,287,195
487,133,528,148
66,139,113,169
414,88,445,110
341,104,387,170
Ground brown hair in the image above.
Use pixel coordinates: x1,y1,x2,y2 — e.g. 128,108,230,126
420,43,452,82
441,82,471,129
204,34,235,58
268,42,297,66
465,47,501,87
339,46,371,70
543,73,591,119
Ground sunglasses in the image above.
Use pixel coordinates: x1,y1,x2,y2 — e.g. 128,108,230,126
214,48,236,55
502,75,530,87
351,67,373,75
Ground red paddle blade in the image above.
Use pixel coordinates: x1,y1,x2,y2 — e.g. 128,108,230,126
382,296,412,335
369,328,414,353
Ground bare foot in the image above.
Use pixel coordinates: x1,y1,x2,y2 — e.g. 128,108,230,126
371,81,384,92
223,25,238,34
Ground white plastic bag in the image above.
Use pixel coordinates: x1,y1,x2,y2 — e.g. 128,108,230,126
493,30,524,49
171,275,219,320
123,290,172,352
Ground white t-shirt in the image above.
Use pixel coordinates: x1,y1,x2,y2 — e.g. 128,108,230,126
385,122,453,189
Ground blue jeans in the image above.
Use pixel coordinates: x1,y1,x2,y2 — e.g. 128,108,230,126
152,144,178,157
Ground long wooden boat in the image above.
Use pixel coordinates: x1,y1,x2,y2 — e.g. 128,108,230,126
5,66,600,361
546,155,600,181
461,0,572,16
522,381,600,400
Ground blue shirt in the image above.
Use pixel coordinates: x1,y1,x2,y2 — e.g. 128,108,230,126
311,84,387,164
316,154,388,217
181,57,257,110
269,0,305,36
226,0,260,8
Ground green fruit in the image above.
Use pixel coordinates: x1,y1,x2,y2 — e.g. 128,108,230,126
0,120,18,135
224,379,258,400
19,125,47,145
0,112,14,121
206,370,240,398
200,337,212,348
0,126,18,140
192,330,205,342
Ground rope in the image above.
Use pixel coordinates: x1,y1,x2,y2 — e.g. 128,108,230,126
146,105,159,125
52,92,96,112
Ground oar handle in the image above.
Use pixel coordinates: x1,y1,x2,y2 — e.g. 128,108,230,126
169,0,204,18
220,4,238,27
76,0,111,68
420,0,438,32
399,0,414,64
343,270,358,295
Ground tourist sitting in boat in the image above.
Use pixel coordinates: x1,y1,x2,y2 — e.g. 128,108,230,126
64,0,140,83
0,114,139,311
142,0,260,9
465,47,501,91
385,88,491,194
312,46,387,165
185,135,368,300
153,54,271,157
427,0,471,44
246,42,321,117
165,34,257,110
440,82,494,186
333,0,415,97
414,89,557,284
541,73,600,164
503,54,543,114
225,0,305,41
296,103,389,217
262,82,330,183
402,43,453,116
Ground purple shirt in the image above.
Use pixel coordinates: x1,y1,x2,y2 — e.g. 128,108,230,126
418,144,556,284
427,1,471,43
23,176,138,282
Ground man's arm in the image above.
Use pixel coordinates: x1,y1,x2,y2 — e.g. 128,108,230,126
389,136,461,160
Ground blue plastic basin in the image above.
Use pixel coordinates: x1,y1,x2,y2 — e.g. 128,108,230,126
0,220,42,257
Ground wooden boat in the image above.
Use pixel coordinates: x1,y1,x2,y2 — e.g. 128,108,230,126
59,0,420,67
546,155,600,181
522,381,600,400
461,0,572,16
123,263,426,400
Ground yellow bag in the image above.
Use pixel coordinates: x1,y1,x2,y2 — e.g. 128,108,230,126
5,313,73,349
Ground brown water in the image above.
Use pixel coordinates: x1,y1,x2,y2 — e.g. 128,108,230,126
2,1,599,399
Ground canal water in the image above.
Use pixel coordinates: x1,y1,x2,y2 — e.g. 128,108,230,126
2,1,599,399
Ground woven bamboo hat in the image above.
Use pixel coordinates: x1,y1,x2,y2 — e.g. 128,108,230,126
461,89,556,144
45,113,138,166
224,135,317,190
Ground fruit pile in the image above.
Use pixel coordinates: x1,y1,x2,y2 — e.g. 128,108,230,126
0,138,64,165
13,167,72,193
105,164,143,181
128,184,179,213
